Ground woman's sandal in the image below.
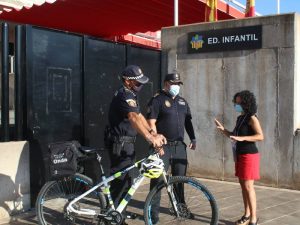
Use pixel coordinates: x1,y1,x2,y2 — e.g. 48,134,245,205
235,215,250,225
249,218,259,225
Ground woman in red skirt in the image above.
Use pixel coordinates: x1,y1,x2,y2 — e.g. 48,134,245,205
215,90,264,225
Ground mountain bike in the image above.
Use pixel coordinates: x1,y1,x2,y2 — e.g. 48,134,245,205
36,146,219,225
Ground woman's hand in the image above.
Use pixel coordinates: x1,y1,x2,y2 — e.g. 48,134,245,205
230,136,245,142
215,118,232,138
214,118,224,131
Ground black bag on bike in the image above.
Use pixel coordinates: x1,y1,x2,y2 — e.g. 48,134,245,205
49,140,82,179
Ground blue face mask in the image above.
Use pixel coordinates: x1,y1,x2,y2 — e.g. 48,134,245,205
234,104,244,113
169,84,180,96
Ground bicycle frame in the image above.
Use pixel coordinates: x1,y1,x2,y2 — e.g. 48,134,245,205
67,154,180,217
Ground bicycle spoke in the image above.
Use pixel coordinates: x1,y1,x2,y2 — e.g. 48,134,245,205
144,176,218,225
37,175,106,225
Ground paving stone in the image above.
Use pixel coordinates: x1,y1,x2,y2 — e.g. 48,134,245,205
2,179,300,225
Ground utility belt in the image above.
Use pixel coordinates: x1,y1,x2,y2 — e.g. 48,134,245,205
111,136,136,143
166,140,184,146
111,135,136,156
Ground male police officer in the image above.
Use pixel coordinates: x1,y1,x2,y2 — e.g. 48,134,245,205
147,73,196,223
107,65,166,220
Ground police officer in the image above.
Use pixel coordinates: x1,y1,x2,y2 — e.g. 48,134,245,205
146,72,196,224
107,65,166,218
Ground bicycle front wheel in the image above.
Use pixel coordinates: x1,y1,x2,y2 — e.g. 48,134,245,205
144,176,218,225
36,173,106,225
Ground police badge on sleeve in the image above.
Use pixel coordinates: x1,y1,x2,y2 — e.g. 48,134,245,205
126,99,137,107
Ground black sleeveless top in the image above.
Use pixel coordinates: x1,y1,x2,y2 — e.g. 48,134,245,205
233,114,258,155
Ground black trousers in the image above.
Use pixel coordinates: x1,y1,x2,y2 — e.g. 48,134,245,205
149,142,188,217
109,142,135,207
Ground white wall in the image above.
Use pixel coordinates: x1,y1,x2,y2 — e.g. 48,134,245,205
162,13,300,189
0,141,30,223
295,14,300,131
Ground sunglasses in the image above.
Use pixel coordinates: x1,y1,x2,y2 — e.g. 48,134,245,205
131,80,143,87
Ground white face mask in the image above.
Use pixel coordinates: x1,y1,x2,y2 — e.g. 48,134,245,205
169,84,180,96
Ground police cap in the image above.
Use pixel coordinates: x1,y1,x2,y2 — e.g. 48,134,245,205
122,65,149,84
164,73,183,85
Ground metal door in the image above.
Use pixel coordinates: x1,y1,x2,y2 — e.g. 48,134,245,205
84,40,161,176
83,37,126,178
26,26,82,201
126,45,161,160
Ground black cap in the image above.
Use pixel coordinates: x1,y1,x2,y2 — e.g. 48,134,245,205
121,65,149,84
164,73,183,85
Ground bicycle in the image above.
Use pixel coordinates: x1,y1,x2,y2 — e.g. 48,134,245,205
36,146,219,225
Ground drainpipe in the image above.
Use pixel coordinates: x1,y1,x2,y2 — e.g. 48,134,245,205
15,25,24,140
174,0,178,26
1,23,10,142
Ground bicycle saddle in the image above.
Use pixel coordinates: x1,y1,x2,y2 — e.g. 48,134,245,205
79,146,98,154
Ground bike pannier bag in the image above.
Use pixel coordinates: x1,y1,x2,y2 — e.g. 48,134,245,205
49,141,81,179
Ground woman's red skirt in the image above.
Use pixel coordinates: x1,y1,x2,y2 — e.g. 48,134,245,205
235,153,260,180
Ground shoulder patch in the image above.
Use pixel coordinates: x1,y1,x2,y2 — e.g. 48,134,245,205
153,92,160,98
178,99,186,105
126,99,137,107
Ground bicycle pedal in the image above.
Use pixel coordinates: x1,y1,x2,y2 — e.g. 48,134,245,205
126,212,137,219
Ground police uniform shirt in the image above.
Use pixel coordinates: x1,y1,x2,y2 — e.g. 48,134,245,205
147,90,194,141
108,86,140,137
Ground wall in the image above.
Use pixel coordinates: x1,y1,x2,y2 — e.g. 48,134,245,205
161,13,300,189
0,141,30,223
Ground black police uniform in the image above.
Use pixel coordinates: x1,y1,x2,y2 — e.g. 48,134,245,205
147,89,196,221
108,85,140,206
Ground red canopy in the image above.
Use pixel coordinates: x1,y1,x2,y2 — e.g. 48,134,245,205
0,0,244,48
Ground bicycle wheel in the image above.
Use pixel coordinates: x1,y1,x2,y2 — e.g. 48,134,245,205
144,176,218,225
36,173,107,225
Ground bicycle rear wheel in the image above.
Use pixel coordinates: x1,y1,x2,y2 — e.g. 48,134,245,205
36,173,106,225
144,176,218,225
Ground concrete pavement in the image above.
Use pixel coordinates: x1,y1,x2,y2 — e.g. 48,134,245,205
2,178,300,225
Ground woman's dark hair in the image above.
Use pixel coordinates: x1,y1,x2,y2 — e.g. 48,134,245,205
233,90,257,115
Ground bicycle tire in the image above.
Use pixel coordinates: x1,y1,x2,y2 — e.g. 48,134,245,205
144,176,218,225
36,173,107,225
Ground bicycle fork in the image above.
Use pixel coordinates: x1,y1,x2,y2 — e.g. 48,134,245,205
162,172,180,217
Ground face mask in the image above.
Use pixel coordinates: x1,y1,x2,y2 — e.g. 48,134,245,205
234,104,244,113
132,84,143,93
169,84,180,96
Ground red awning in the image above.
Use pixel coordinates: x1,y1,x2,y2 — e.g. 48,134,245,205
0,0,244,37
0,0,56,12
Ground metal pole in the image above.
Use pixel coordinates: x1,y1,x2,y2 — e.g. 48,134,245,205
1,23,10,141
226,0,261,16
174,0,178,26
15,25,24,140
277,0,280,14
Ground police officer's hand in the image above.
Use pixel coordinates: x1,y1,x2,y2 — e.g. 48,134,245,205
151,134,166,156
149,134,167,154
155,145,165,156
189,140,196,150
